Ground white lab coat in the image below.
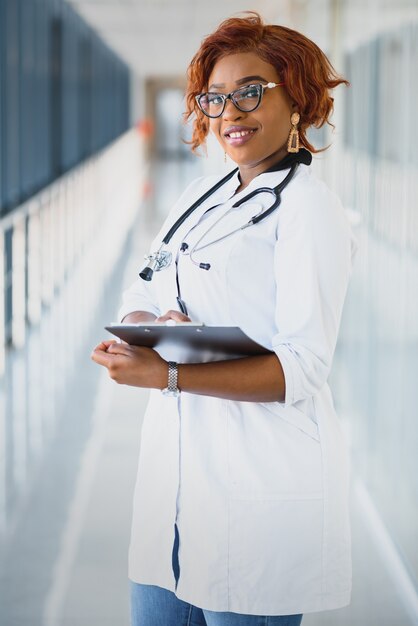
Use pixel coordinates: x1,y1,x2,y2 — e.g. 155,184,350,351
118,162,359,616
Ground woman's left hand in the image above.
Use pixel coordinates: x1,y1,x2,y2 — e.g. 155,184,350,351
91,340,167,389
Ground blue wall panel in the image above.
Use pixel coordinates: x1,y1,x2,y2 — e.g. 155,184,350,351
3,0,21,209
0,0,131,216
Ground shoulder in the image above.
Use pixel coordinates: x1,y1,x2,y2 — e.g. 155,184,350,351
280,165,350,233
182,170,234,197
168,172,232,217
284,165,343,211
149,171,234,247
154,174,214,228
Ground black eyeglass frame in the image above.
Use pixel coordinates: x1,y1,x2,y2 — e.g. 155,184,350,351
195,81,285,118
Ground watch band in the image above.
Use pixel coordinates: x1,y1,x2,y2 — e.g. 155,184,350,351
162,361,180,397
167,361,178,391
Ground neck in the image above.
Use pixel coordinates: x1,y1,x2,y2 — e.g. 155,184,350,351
237,146,288,190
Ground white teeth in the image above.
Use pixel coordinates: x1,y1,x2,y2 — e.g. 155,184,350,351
228,130,254,138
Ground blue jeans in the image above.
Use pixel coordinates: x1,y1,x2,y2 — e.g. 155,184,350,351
130,581,304,626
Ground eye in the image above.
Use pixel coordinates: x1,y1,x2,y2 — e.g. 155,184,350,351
238,85,260,100
206,93,224,105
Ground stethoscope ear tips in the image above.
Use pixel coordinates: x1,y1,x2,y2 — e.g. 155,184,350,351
199,263,211,271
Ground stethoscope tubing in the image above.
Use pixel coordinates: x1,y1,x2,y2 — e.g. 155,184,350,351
166,162,297,246
140,162,299,282
179,163,299,257
162,167,239,245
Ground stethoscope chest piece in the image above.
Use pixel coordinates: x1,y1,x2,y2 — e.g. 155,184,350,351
140,247,172,281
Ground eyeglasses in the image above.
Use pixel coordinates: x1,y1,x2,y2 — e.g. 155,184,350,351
195,82,285,118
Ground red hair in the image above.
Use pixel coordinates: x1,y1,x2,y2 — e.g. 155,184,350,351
184,12,349,154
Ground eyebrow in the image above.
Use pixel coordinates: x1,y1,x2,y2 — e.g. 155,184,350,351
208,75,268,90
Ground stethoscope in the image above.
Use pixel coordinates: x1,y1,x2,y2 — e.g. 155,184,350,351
139,161,299,285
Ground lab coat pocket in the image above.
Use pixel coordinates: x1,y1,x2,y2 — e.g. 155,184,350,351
227,401,322,497
228,496,323,609
259,401,320,442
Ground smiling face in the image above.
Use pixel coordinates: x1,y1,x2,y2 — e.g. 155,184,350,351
207,52,298,182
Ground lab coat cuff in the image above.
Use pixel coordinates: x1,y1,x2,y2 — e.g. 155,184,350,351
272,345,296,408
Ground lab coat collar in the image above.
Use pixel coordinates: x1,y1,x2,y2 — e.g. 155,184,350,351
230,148,312,196
235,148,312,190
211,148,312,208
264,148,312,172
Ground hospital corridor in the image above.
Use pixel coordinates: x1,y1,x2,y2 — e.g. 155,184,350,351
0,1,417,625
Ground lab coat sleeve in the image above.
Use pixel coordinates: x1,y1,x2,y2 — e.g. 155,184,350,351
117,276,161,322
271,184,358,408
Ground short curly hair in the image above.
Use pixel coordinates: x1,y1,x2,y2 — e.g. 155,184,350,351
184,12,349,154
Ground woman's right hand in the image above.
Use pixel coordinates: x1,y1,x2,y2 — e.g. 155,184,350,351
155,310,192,323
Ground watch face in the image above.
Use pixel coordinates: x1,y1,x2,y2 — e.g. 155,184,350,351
162,387,180,398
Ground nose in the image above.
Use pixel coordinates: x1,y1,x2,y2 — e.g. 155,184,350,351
222,96,244,120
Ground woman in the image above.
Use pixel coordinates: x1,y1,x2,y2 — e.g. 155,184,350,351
92,12,358,626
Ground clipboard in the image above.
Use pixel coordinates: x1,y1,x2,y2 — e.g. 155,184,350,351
105,322,272,362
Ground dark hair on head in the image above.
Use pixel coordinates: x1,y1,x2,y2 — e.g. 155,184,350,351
184,11,349,154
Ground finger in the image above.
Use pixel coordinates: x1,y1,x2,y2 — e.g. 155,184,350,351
91,348,114,367
156,310,191,323
106,342,132,355
92,339,118,352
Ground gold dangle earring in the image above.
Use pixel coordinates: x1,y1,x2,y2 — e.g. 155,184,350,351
224,152,227,163
287,112,300,153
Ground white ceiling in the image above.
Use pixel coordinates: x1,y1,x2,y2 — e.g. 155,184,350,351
67,0,418,78
67,0,321,77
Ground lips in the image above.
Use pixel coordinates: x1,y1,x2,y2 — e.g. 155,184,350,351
223,126,258,146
